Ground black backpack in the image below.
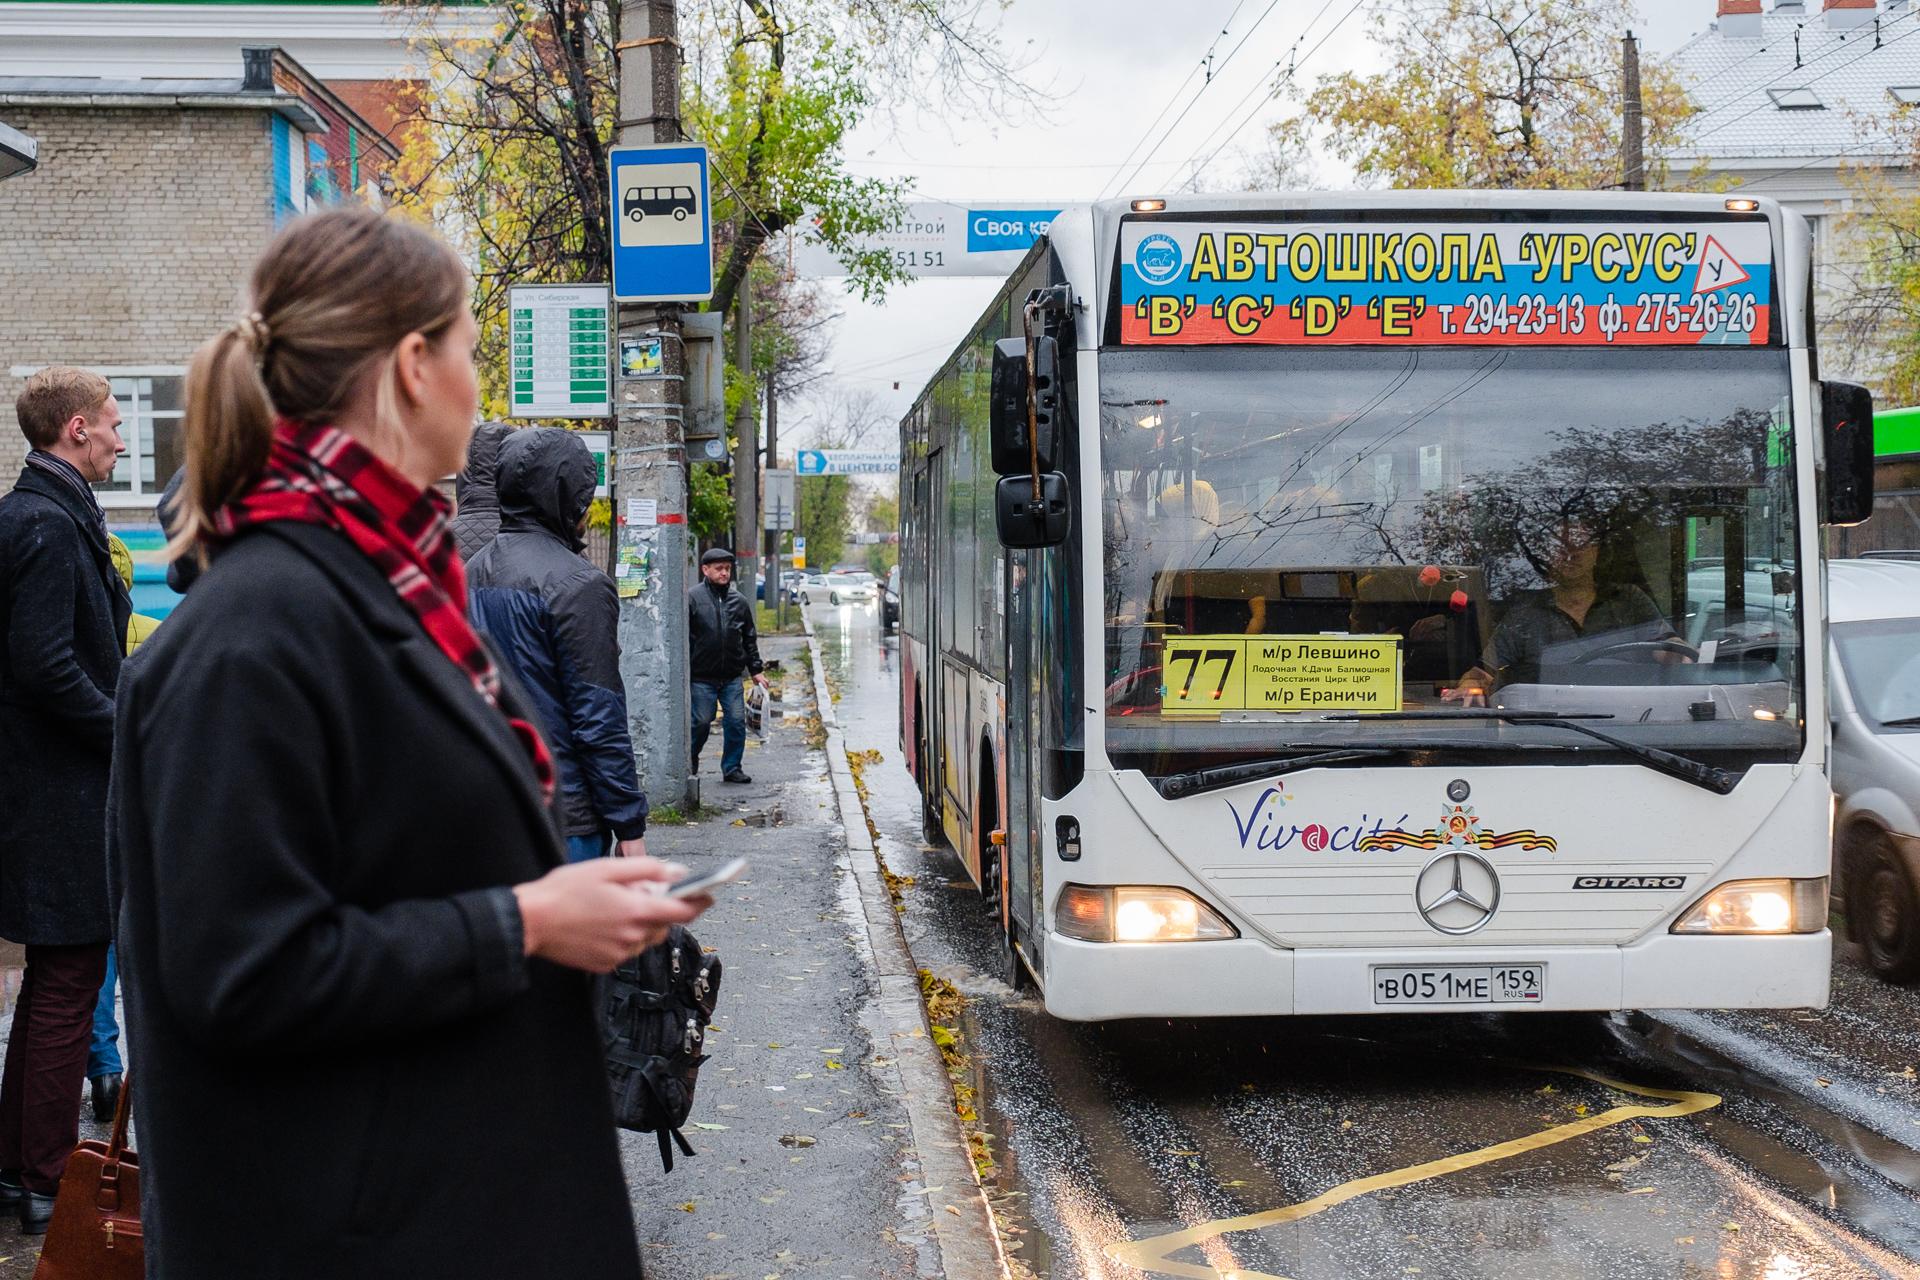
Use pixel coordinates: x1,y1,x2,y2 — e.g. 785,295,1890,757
602,925,722,1172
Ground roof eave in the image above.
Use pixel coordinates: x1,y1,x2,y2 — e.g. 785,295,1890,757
0,89,324,132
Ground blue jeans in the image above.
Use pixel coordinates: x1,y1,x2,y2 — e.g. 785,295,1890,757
88,944,120,1080
691,678,746,775
564,832,611,863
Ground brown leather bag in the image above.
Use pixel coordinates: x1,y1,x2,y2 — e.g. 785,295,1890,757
32,1076,141,1279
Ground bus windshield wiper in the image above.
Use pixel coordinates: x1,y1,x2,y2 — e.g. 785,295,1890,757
1324,710,1741,795
1879,715,1920,728
1156,748,1404,799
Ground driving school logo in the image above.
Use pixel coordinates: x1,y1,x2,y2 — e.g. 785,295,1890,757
1357,802,1558,853
1134,233,1183,285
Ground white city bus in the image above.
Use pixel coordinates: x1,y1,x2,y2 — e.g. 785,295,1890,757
896,193,1876,1020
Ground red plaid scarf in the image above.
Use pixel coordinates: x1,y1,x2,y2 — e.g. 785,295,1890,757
214,419,555,802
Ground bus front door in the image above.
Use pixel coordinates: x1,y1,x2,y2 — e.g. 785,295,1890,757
1004,549,1039,968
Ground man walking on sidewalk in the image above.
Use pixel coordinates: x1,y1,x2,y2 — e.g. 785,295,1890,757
468,428,649,862
688,548,767,784
0,367,129,1232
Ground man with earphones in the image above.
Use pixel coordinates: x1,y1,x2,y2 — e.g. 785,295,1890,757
0,366,129,1232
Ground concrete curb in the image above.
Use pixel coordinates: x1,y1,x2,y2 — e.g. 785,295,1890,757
802,614,1010,1280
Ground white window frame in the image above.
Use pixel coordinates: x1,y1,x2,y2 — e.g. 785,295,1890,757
9,365,187,508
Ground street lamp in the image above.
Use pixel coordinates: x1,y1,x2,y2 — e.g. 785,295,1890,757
0,120,37,181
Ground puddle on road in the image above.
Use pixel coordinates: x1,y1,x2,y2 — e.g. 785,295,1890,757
1630,1013,1920,1257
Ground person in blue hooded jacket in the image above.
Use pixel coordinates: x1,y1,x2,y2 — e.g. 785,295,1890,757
467,428,648,861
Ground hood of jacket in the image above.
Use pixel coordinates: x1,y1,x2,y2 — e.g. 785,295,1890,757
455,421,515,514
497,427,595,551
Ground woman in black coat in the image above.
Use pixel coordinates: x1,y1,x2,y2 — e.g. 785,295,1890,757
111,208,705,1277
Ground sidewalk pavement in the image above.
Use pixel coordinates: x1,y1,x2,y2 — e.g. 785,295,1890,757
630,631,1003,1280
0,632,1000,1280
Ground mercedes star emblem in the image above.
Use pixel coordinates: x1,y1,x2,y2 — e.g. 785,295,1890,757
1414,850,1502,935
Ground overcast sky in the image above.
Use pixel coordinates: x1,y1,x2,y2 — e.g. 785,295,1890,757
781,0,1712,449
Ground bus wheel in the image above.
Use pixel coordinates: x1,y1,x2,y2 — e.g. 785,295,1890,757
1853,831,1920,983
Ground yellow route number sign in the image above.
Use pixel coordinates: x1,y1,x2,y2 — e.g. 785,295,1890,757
1161,635,1402,714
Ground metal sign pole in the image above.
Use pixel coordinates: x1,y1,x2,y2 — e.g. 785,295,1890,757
613,0,692,809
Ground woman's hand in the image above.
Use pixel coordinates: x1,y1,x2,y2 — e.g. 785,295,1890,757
512,856,706,972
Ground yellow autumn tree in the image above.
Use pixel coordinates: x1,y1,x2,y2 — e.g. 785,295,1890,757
1291,0,1694,191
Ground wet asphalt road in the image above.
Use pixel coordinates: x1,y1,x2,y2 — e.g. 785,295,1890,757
813,602,1920,1280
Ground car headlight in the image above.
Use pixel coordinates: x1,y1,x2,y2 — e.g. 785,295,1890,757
1671,877,1827,935
1055,884,1237,943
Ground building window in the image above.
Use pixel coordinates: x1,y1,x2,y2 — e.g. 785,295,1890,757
93,374,185,503
1892,86,1920,107
1767,87,1826,110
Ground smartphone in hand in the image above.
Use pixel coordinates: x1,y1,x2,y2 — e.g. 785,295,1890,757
662,857,747,899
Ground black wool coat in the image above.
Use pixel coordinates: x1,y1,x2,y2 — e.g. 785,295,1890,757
111,522,643,1279
0,464,129,946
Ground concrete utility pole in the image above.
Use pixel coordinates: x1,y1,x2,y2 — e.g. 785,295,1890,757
1621,30,1646,193
731,290,758,586
615,0,691,809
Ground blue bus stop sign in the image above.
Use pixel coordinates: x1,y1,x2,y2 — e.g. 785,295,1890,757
609,143,714,303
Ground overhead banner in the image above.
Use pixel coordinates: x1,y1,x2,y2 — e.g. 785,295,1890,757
788,202,1063,279
1117,221,1774,347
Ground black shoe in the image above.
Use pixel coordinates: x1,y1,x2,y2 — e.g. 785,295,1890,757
20,1190,53,1235
723,769,752,784
91,1072,121,1124
0,1171,22,1208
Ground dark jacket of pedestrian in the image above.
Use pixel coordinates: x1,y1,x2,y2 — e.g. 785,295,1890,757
0,456,129,946
687,568,764,683
451,420,514,561
467,428,648,841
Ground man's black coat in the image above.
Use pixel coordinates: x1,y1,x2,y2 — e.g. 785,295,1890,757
687,576,763,683
111,522,642,1278
0,463,129,946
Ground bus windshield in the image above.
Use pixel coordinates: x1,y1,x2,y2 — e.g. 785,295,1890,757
1099,346,1802,776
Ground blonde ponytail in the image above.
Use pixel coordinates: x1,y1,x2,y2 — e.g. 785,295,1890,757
164,207,469,566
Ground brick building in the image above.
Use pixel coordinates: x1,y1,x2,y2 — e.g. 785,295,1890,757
0,45,398,525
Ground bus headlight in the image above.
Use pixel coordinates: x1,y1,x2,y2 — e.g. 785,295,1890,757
1055,885,1238,943
1671,878,1827,935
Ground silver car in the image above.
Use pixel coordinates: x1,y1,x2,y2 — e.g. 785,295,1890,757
1829,558,1920,981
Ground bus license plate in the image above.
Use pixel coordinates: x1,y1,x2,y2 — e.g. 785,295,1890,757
1372,965,1546,1006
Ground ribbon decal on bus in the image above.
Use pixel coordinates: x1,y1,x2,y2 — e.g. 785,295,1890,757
1118,221,1774,347
1357,802,1559,853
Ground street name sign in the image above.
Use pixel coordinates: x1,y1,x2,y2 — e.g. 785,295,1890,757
763,469,795,531
509,284,611,419
796,449,899,476
609,143,714,303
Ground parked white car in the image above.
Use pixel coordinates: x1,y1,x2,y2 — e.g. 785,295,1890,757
800,573,874,607
1829,558,1920,981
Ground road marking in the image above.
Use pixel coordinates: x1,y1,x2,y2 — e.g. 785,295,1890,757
1104,1065,1722,1280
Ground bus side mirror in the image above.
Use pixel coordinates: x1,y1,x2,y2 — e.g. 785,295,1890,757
995,473,1071,548
990,336,1060,475
1822,380,1875,526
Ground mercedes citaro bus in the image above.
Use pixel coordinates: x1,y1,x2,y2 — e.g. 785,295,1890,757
897,192,1876,1020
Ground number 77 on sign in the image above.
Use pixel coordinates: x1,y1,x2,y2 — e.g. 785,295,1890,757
1161,638,1247,713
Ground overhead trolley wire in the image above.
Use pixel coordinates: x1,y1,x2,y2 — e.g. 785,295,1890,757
1180,0,1367,187
1092,0,1250,201
1102,0,1293,199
